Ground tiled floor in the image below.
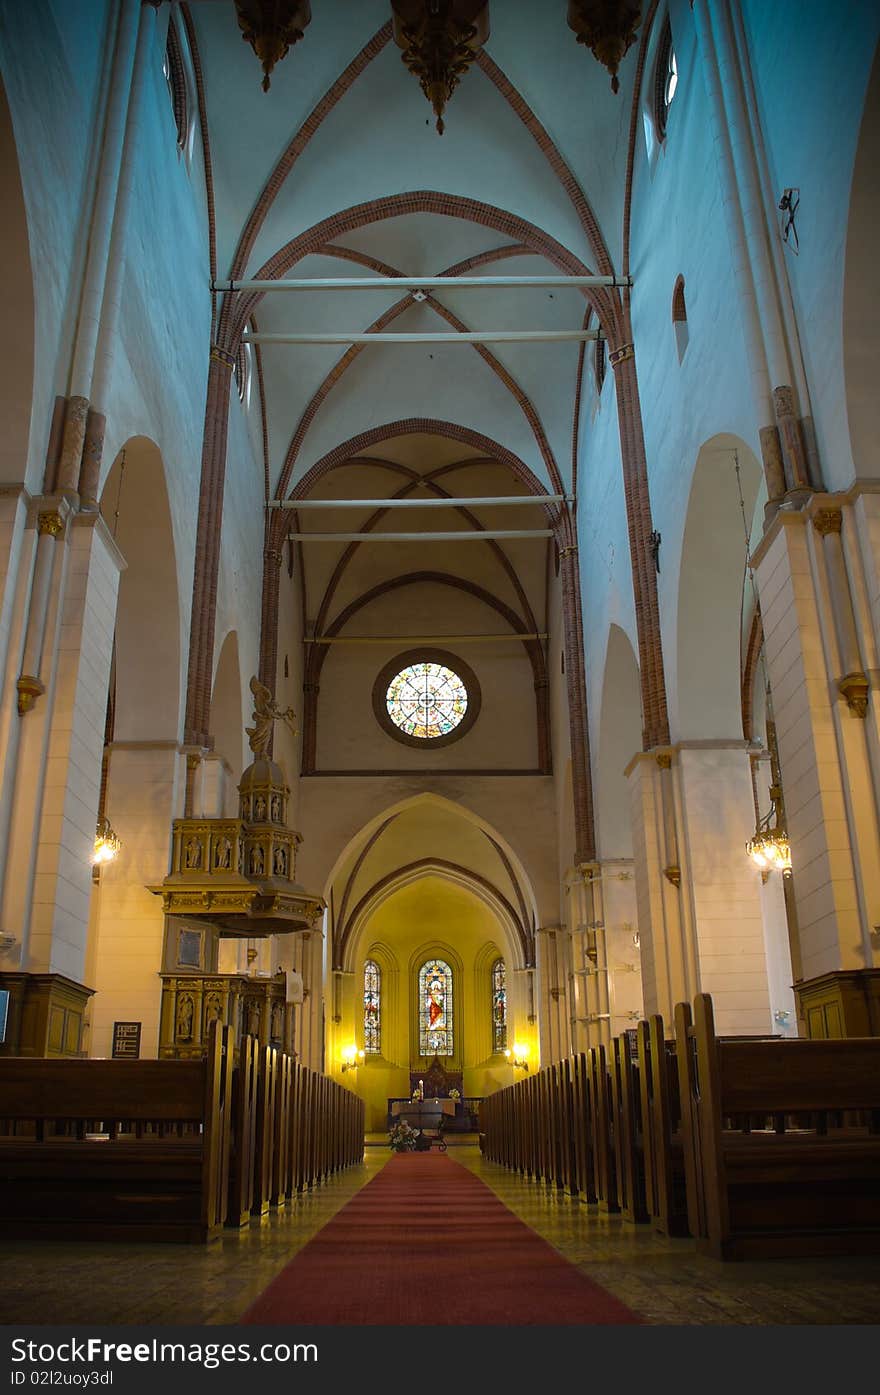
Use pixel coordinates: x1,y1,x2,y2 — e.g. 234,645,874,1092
3,1144,879,1326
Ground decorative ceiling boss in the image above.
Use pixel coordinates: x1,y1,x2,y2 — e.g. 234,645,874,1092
391,0,490,134
234,0,312,91
566,0,642,93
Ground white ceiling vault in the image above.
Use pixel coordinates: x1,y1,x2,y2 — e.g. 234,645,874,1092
187,0,637,670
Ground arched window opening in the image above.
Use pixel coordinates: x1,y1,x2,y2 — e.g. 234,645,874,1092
163,19,188,151
234,337,253,407
594,335,606,395
671,274,689,361
363,959,381,1055
492,958,507,1053
653,17,678,141
419,958,454,1057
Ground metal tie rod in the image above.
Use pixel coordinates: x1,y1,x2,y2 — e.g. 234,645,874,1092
217,275,631,291
287,530,553,542
243,330,601,345
269,494,568,509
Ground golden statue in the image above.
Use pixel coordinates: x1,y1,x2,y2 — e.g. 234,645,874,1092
245,675,297,757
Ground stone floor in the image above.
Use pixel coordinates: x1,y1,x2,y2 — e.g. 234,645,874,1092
3,1145,879,1326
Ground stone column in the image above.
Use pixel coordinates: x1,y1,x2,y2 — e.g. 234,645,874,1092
86,741,185,1059
627,742,776,1034
3,512,123,981
752,501,878,983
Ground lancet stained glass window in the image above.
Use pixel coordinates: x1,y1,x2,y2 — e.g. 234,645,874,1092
385,662,467,740
363,959,381,1055
419,958,454,1057
492,958,507,1053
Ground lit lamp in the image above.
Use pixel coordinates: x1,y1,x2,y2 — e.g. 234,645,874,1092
341,1045,365,1073
504,1042,530,1072
747,703,792,875
91,815,121,867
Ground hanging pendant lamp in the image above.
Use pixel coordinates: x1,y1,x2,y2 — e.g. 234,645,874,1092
567,1,642,93
234,1,312,92
391,0,490,134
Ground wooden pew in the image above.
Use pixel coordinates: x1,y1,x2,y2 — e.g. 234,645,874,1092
637,1014,689,1236
611,1032,649,1223
570,1052,597,1203
0,1022,233,1242
588,1045,619,1211
676,993,880,1259
228,1033,259,1227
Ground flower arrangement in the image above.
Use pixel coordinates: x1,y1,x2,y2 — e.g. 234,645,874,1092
389,1120,420,1152
448,1087,461,1100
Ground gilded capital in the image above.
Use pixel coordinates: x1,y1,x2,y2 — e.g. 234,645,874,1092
812,508,843,537
37,511,64,539
663,864,681,887
210,344,236,372
838,672,869,718
609,342,634,369
17,674,45,714
656,752,672,769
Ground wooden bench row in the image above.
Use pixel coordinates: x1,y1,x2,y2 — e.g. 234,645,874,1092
481,994,880,1259
0,1022,365,1242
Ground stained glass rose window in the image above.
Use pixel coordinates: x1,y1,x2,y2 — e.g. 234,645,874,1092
373,650,480,748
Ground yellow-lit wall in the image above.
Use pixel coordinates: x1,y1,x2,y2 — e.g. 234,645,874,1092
330,877,533,1132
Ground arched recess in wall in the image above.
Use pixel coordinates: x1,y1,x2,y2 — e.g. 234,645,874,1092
99,438,181,741
596,624,642,859
0,78,35,488
843,42,880,469
211,630,244,779
676,435,761,739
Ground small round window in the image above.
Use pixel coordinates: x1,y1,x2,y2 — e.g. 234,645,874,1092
373,649,481,749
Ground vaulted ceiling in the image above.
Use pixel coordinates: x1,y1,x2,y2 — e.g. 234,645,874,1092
188,0,640,690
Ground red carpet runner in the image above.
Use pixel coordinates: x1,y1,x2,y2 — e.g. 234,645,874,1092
241,1151,641,1324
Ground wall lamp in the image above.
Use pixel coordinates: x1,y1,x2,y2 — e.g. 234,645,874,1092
504,1043,530,1072
341,1045,365,1073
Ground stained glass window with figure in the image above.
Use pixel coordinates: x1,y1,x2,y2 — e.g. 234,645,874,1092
419,958,453,1057
492,958,507,1053
364,959,381,1055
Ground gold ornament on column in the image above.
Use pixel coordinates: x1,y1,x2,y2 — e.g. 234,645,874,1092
391,0,489,134
567,1,642,93
234,1,312,92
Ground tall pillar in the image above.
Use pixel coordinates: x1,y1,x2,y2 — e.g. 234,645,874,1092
86,741,184,1058
3,512,123,981
752,495,880,989
627,742,777,1034
534,925,569,1065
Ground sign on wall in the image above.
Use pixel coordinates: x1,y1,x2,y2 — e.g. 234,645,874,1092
112,1021,141,1059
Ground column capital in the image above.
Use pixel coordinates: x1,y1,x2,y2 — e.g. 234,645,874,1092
210,344,236,371
812,507,843,536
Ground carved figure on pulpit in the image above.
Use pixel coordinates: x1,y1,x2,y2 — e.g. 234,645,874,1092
246,1000,261,1037
250,844,265,876
254,794,267,822
271,1001,283,1041
184,837,202,870
245,675,297,758
214,836,232,870
204,992,223,1027
273,844,287,877
177,993,194,1040
270,794,281,822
